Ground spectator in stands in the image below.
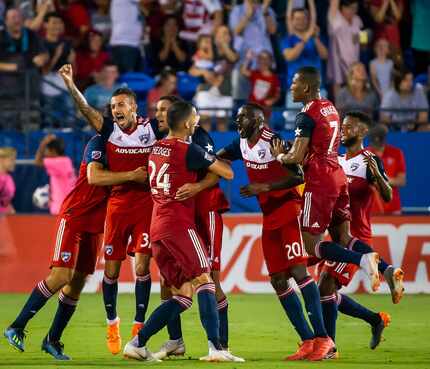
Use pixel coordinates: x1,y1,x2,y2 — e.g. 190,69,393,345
241,50,280,119
368,124,406,214
35,134,76,215
90,0,111,40
327,0,362,95
109,0,143,73
381,68,429,131
370,0,403,52
0,147,16,215
193,26,238,132
370,38,393,99
336,62,379,117
84,62,120,112
41,12,75,127
229,0,277,100
56,0,91,47
75,29,110,89
16,0,55,32
153,16,187,74
147,67,177,118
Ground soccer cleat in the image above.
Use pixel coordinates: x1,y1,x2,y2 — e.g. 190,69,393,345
106,319,121,355
307,337,335,361
324,346,339,360
221,350,245,362
123,340,161,362
152,338,186,360
370,312,391,350
41,336,71,360
199,341,245,362
4,327,26,352
284,339,314,361
384,267,405,304
360,252,380,291
131,322,143,338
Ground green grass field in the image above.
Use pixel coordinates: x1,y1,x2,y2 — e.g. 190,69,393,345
0,293,429,368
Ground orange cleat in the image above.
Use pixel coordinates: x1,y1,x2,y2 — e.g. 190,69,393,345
284,339,314,361
384,267,405,304
106,319,122,355
307,337,335,361
131,322,144,338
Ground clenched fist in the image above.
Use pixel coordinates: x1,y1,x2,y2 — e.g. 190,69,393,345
59,64,74,85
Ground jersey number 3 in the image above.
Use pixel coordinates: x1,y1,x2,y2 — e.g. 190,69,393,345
328,120,338,154
148,160,171,195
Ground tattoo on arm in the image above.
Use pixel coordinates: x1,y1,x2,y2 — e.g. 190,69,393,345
68,83,103,131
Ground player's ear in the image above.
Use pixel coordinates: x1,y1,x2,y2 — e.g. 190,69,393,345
256,115,264,129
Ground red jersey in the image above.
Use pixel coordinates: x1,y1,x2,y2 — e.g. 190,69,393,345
223,127,302,230
339,150,387,244
296,99,346,188
368,144,405,213
100,116,162,208
249,71,281,107
59,135,109,233
148,138,216,241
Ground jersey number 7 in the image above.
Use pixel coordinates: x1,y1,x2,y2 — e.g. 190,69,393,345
328,120,338,154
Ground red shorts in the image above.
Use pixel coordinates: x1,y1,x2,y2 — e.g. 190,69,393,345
50,217,102,275
321,261,359,287
103,205,152,261
262,216,308,275
301,183,351,235
152,228,210,289
196,210,223,271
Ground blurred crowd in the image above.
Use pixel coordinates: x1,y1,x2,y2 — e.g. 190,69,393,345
0,0,429,132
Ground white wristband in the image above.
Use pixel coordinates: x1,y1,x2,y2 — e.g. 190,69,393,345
276,153,285,163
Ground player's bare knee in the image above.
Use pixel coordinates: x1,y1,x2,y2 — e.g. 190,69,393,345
172,282,193,299
160,283,172,301
46,267,74,291
270,272,290,293
104,260,121,280
289,265,309,282
134,253,151,276
192,273,213,289
318,272,336,296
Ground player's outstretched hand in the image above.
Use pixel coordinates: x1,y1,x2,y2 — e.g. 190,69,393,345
175,183,202,201
270,137,288,158
59,64,74,85
131,166,148,183
240,183,270,198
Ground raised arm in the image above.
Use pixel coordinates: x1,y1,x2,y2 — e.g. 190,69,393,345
87,162,147,186
329,0,340,21
59,64,104,131
34,134,56,167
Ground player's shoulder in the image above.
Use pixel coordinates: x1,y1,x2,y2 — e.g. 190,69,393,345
260,126,277,142
138,116,151,126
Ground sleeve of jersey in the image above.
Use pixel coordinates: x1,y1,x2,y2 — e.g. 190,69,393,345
294,112,315,138
222,138,242,161
85,136,107,166
186,143,217,171
193,127,215,154
150,119,165,140
99,116,114,140
366,155,389,182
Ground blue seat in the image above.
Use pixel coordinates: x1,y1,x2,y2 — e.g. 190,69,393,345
415,73,428,86
118,72,156,99
177,72,202,100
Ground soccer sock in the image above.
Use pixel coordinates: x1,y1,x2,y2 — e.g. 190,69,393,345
348,238,390,273
163,299,183,340
298,276,327,338
277,287,314,341
316,241,362,266
102,274,118,321
134,274,151,323
138,296,192,347
11,280,54,329
337,293,381,326
320,294,338,342
47,291,78,341
217,298,229,348
197,283,222,350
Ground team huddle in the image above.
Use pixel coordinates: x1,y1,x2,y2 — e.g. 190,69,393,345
4,64,404,363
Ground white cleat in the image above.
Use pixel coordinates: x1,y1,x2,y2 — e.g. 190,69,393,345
199,342,245,362
152,338,186,360
221,350,245,362
360,252,381,291
384,267,405,304
123,340,161,362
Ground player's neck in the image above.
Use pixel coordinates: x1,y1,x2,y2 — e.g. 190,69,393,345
346,142,364,157
247,129,261,146
167,131,188,141
303,93,320,104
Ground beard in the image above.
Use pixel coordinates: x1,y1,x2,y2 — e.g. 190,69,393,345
342,136,359,147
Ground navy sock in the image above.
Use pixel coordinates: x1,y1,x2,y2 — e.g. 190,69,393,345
217,298,229,349
11,281,54,329
163,299,183,340
317,241,362,266
338,294,381,326
278,288,314,341
102,274,118,321
48,291,78,341
134,274,151,323
321,294,338,342
138,296,192,347
197,283,221,350
298,277,327,338
349,238,390,273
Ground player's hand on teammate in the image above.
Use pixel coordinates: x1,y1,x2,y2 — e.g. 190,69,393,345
175,183,203,201
130,166,148,183
270,137,289,158
59,64,74,85
240,183,270,198
363,152,381,179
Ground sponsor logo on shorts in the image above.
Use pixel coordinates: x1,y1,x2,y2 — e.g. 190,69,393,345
258,149,266,159
105,245,113,256
91,151,102,160
61,251,72,263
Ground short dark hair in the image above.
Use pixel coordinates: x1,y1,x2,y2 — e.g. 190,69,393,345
345,111,372,127
111,87,137,103
44,11,63,23
159,95,182,104
242,102,265,116
46,137,65,156
393,68,412,94
297,66,321,90
167,101,194,130
157,67,177,86
340,0,358,7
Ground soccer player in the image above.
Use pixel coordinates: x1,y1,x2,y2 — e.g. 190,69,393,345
318,111,404,353
123,101,242,362
59,64,158,354
4,135,147,360
151,96,232,358
271,66,381,291
217,103,335,361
